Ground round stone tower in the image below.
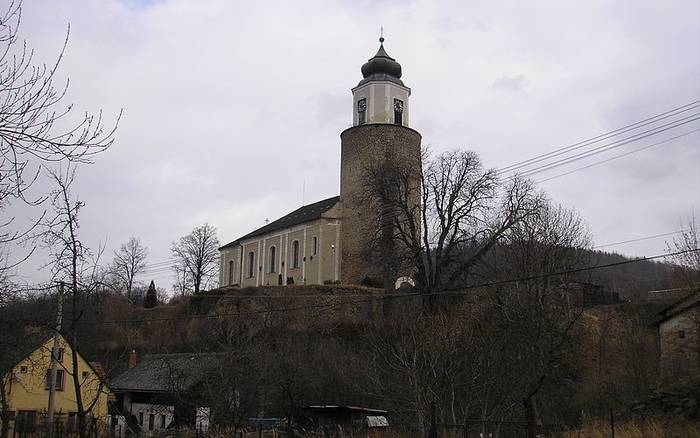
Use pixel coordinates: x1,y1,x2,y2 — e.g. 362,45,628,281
339,38,422,286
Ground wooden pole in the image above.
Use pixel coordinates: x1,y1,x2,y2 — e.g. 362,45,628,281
47,282,64,437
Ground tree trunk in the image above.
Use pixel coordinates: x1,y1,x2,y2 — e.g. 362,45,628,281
523,395,539,438
0,396,9,438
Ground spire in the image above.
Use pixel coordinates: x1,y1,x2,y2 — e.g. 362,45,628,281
359,35,403,86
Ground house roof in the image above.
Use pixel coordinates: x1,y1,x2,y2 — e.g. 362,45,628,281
110,353,218,394
3,330,110,391
304,405,388,415
220,196,340,250
656,288,700,326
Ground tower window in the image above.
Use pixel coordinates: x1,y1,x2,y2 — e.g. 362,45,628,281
247,251,255,278
312,236,318,255
228,260,235,285
269,246,277,273
357,98,367,125
292,240,300,269
394,98,403,125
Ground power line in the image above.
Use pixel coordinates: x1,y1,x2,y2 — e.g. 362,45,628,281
513,115,700,178
29,247,695,326
497,99,700,174
536,128,700,183
593,230,688,249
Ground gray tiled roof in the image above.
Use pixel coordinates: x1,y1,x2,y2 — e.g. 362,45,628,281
110,353,218,393
220,196,340,250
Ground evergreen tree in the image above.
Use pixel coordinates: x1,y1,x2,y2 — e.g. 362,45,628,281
144,281,157,308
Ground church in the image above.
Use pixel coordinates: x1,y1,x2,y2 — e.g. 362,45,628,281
218,38,422,288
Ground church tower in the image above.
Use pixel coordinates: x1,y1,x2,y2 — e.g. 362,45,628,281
339,37,422,287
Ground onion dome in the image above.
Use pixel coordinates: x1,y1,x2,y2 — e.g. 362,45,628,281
358,37,404,86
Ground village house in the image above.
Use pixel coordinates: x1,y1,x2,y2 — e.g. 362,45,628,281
219,37,422,290
109,351,214,437
657,288,700,384
0,331,110,436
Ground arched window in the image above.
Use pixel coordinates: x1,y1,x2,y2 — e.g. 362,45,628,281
228,260,235,285
247,251,255,278
357,98,367,125
292,240,300,269
269,246,277,273
394,98,403,125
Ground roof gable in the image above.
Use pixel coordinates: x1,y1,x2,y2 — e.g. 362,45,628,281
5,331,110,391
220,196,340,250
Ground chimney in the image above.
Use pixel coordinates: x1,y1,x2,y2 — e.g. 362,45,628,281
128,350,137,369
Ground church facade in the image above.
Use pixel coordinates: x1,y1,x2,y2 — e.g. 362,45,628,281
219,38,421,288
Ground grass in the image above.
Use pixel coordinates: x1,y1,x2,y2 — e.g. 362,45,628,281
560,418,700,438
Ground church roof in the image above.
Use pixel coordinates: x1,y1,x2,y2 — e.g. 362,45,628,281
220,195,340,250
358,37,404,87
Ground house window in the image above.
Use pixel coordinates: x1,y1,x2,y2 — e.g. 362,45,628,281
312,236,318,256
358,98,367,125
292,240,300,269
679,330,686,339
149,414,155,431
56,348,64,363
160,414,166,429
269,246,277,273
247,251,255,278
138,412,143,426
394,98,403,125
228,260,235,285
44,369,64,391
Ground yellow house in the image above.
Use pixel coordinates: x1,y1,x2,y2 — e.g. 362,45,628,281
1,331,110,435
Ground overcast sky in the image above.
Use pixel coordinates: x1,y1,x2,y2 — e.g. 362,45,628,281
6,0,700,290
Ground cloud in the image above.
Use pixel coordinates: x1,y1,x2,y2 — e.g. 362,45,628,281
491,74,527,92
4,0,699,289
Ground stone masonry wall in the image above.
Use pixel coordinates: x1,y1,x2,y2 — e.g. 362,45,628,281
659,307,700,385
339,124,421,286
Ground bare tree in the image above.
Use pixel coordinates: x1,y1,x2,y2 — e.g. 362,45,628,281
172,257,194,295
363,148,545,299
666,213,700,286
171,224,220,294
0,1,119,200
0,0,118,299
41,167,108,438
484,202,592,435
110,237,148,299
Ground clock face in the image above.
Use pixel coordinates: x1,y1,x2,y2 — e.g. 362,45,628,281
358,98,367,111
394,99,404,112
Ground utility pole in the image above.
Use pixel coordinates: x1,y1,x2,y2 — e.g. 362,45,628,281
47,281,64,436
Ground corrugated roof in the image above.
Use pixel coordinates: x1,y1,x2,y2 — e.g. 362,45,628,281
304,405,388,414
220,196,340,250
110,353,218,393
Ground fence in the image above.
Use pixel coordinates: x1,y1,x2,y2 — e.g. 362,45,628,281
6,412,109,438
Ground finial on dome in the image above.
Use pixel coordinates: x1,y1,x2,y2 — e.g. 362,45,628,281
359,32,403,85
